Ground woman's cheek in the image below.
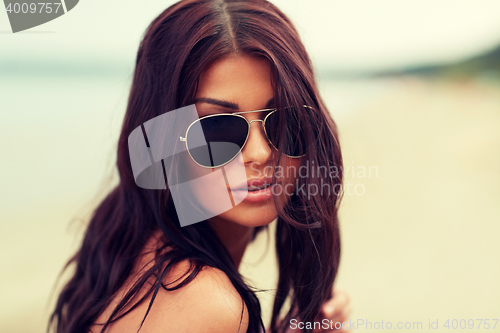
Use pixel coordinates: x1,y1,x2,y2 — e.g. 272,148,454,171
184,153,248,216
275,156,303,206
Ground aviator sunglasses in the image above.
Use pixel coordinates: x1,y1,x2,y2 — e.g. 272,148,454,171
180,106,313,168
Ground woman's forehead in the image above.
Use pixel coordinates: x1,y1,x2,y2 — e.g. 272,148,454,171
195,54,274,112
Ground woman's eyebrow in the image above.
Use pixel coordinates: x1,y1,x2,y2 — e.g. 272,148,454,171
193,97,275,110
193,98,239,110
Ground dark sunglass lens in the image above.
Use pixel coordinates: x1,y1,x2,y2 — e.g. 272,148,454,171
265,108,306,157
186,115,248,167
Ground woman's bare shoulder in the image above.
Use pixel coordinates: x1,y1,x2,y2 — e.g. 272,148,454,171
91,254,249,333
128,259,249,333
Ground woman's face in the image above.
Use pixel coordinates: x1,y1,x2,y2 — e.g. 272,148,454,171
185,54,301,227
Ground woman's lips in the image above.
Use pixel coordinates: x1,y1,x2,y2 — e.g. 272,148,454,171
240,184,273,203
230,177,275,203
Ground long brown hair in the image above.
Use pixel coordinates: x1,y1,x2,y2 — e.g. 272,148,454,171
49,1,343,332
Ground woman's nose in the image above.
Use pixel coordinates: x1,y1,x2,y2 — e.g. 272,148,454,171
241,120,272,166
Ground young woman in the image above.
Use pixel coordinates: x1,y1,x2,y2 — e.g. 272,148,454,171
49,1,350,332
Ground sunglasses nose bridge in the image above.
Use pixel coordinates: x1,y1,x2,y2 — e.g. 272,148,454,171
247,119,266,136
247,119,264,125
245,118,273,151
242,118,273,164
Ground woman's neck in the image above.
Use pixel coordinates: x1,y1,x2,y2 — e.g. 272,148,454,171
209,218,254,269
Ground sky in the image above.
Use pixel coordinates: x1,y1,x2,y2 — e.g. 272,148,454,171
1,0,500,73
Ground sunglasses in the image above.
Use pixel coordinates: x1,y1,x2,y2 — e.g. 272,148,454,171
180,106,312,168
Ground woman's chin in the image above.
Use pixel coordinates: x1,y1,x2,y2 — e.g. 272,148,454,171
214,204,278,227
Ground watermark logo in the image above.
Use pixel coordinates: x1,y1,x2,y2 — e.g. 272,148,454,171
128,105,377,227
3,0,79,33
128,104,249,227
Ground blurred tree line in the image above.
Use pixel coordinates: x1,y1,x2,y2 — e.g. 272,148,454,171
399,44,500,80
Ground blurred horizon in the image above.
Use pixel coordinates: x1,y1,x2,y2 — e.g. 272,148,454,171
2,0,500,76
